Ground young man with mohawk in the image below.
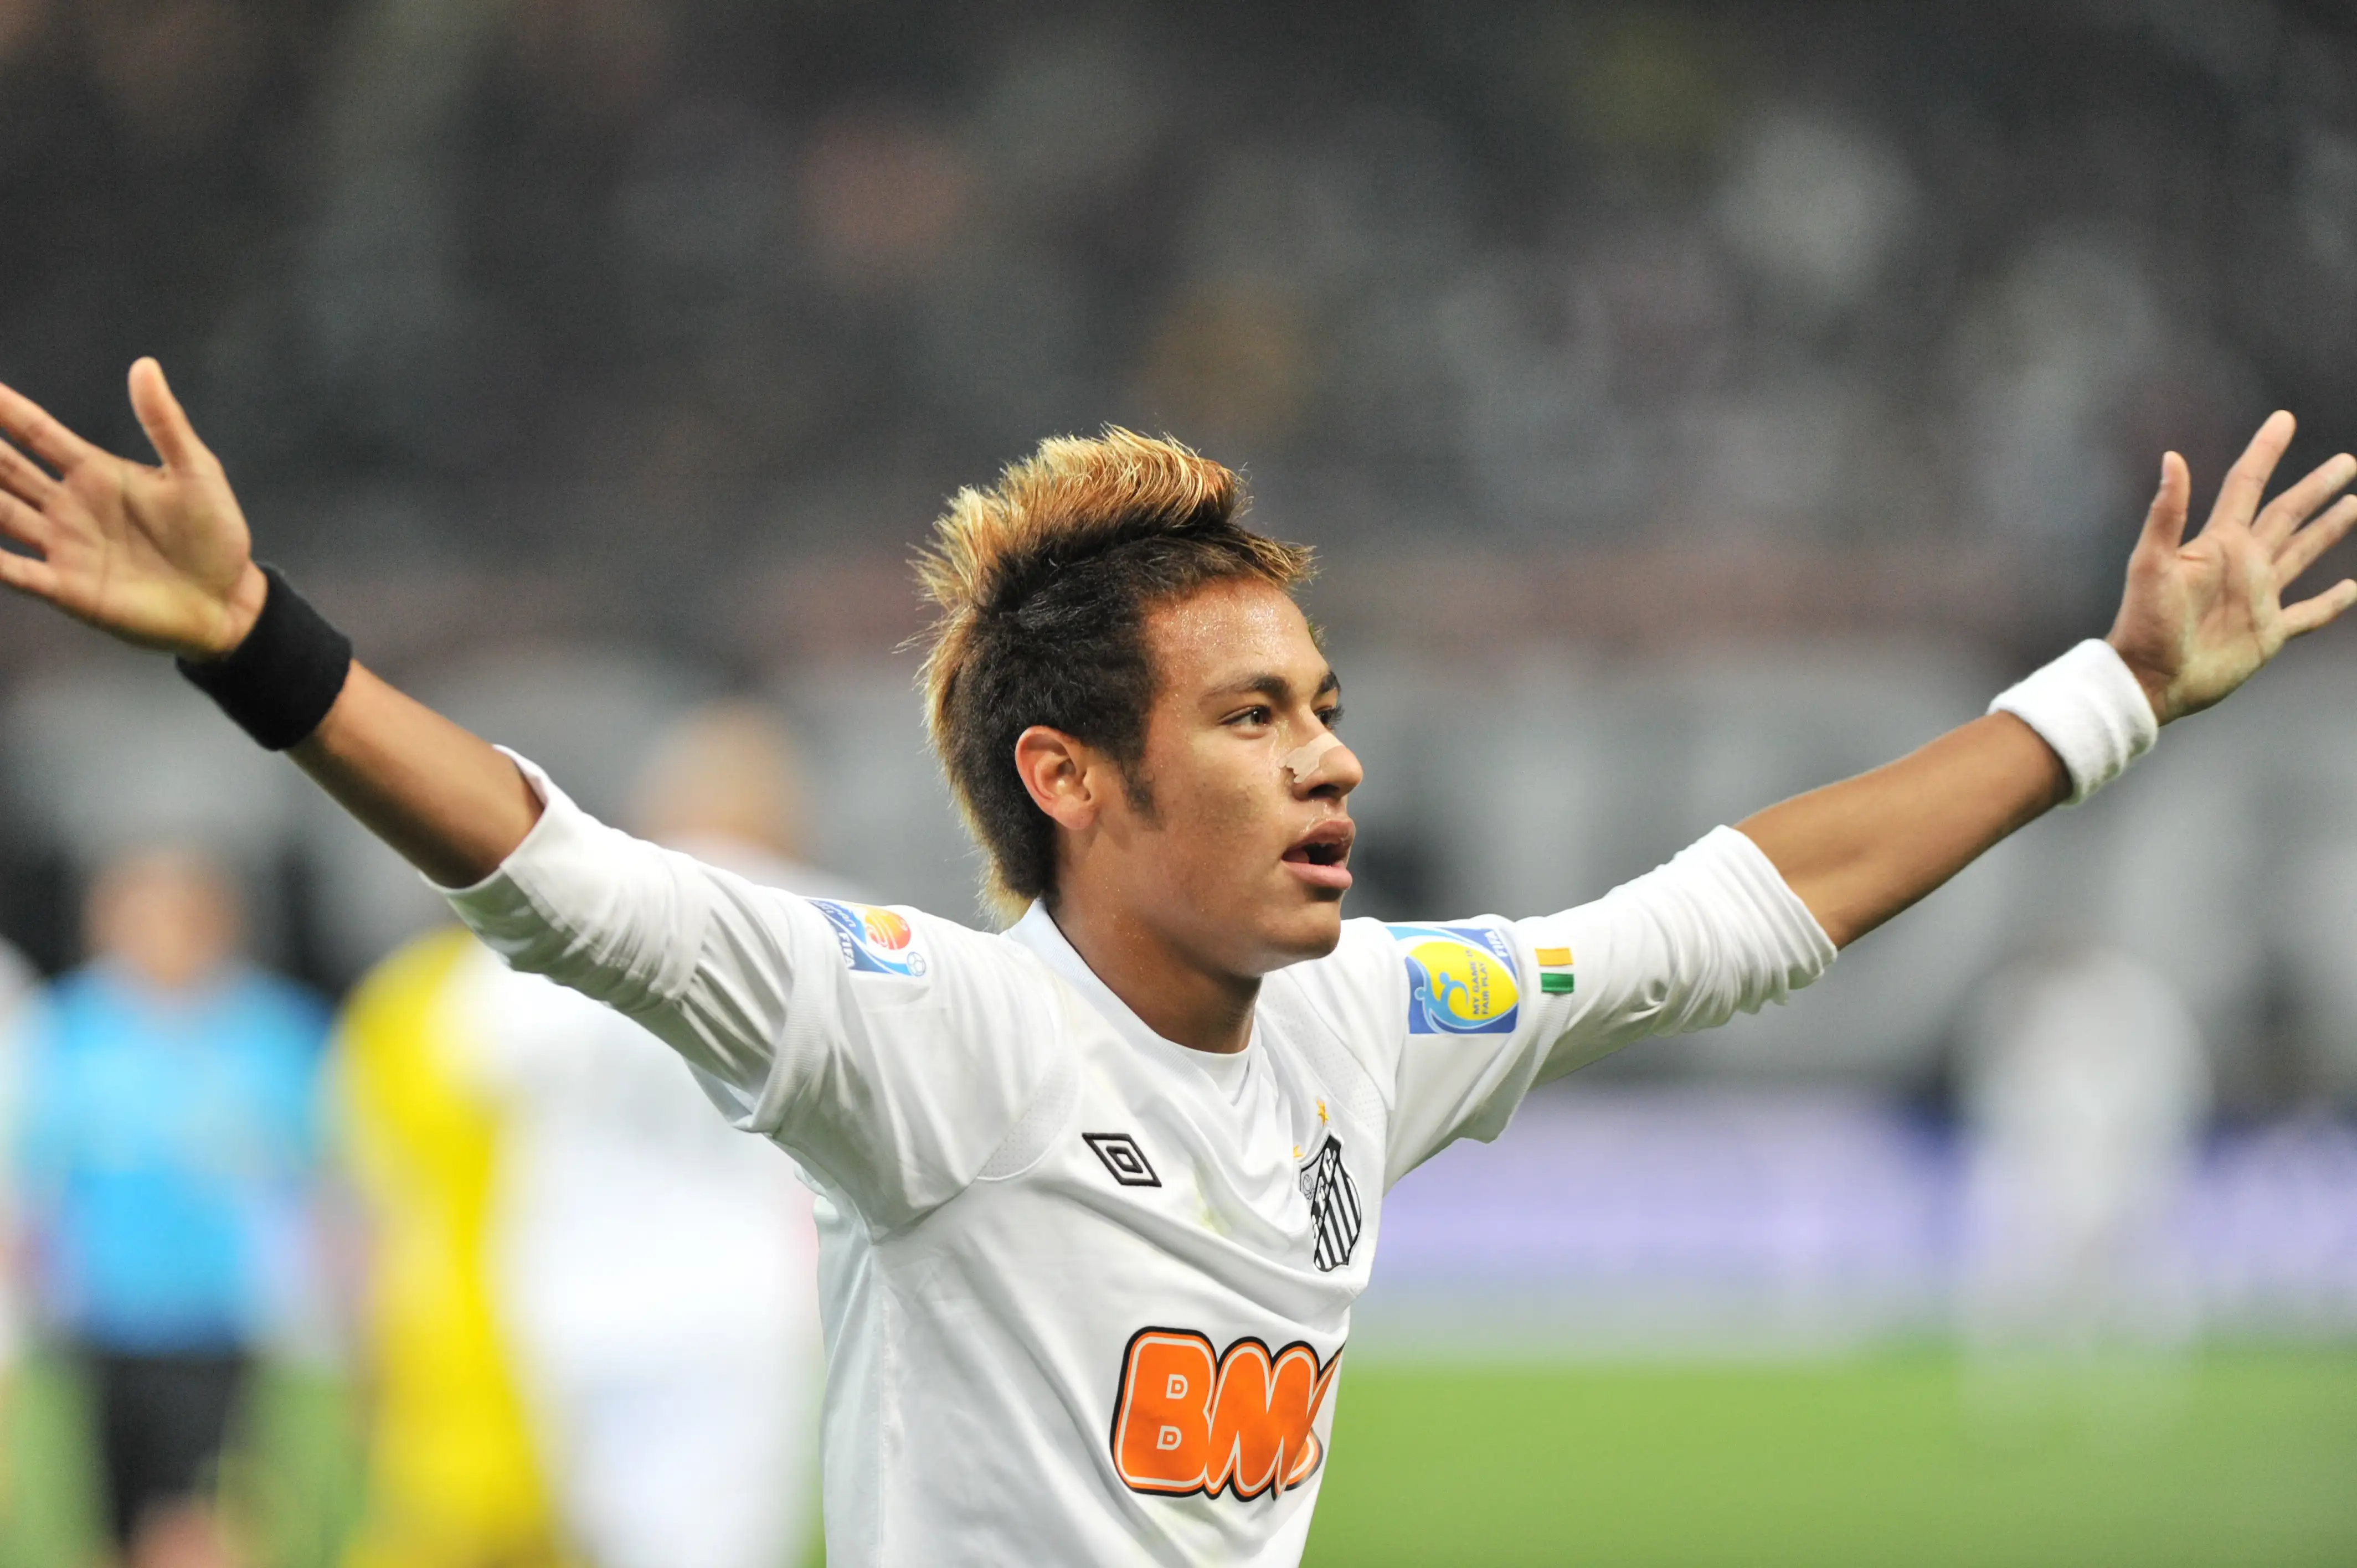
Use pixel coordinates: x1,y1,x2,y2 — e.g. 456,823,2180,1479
3,360,2355,1565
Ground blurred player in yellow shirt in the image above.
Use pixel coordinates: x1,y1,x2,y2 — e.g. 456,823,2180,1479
333,703,837,1568
333,927,573,1568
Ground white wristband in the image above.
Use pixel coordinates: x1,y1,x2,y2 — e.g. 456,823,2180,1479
1987,639,2159,804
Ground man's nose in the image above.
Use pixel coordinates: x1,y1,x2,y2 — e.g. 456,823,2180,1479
1282,731,1362,796
1319,739,1365,796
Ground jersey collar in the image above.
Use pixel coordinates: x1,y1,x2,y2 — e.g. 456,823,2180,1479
1006,900,1255,1096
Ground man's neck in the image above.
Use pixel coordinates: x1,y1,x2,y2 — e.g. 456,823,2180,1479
1044,894,1259,1055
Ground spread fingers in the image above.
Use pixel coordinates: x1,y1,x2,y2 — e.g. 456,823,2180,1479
0,489,55,554
2276,493,2357,584
2283,579,2357,639
0,437,58,509
2211,411,2297,533
2256,451,2357,548
0,532,61,601
0,381,96,473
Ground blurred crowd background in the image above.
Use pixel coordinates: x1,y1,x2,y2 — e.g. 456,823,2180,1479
3,1,2357,1565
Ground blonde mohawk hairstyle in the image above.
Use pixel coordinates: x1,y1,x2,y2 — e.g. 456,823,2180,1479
915,428,1314,920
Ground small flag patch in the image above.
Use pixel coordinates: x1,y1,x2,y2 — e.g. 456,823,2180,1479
1535,947,1572,967
1541,973,1575,994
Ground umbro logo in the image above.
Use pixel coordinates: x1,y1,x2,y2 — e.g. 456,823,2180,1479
1084,1132,1161,1188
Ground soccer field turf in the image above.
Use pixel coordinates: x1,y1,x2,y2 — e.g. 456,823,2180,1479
5,1349,2353,1566
1306,1350,2357,1566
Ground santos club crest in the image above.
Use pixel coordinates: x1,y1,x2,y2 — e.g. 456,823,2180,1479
1300,1136,1361,1272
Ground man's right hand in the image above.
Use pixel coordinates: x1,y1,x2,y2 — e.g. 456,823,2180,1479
0,357,543,888
0,358,268,661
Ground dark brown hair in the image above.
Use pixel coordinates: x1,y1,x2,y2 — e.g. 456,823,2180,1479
915,429,1314,919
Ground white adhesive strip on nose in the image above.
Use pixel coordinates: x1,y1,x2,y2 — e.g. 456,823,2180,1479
1279,731,1344,787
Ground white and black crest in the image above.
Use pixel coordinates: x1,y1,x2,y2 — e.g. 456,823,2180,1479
1300,1137,1362,1272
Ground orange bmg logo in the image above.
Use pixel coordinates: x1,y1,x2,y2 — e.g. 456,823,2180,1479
1110,1328,1342,1500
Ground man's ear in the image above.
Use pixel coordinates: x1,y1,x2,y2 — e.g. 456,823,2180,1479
1013,726,1102,831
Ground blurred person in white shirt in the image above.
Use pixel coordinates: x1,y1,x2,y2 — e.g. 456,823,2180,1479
1961,945,2211,1388
455,703,847,1568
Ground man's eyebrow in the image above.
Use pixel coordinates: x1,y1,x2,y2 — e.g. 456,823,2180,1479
1205,669,1342,702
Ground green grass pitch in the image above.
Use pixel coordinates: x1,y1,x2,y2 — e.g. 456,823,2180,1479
1305,1350,2357,1566
5,1349,2354,1566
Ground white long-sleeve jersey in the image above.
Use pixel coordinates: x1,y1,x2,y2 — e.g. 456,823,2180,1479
442,757,1835,1567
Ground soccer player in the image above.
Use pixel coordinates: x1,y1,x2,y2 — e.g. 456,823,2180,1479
332,925,577,1568
9,846,326,1568
461,703,846,1568
1,361,2353,1565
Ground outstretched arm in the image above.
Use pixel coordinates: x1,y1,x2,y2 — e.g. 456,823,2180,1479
1742,412,2357,948
0,360,538,886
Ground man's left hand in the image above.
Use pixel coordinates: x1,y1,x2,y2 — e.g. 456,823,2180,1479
2107,411,2357,724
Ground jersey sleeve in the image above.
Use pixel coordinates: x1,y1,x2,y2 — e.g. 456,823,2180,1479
438,754,1057,1233
1311,826,1836,1187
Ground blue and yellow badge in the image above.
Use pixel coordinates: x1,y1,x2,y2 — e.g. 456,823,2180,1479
811,900,930,977
1388,924,1520,1035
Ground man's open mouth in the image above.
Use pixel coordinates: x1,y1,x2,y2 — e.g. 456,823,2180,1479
1282,820,1355,889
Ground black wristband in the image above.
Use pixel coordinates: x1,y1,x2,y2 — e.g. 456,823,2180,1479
176,565,353,750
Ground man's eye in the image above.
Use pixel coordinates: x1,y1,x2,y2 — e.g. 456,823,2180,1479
1230,705,1272,727
1318,707,1344,730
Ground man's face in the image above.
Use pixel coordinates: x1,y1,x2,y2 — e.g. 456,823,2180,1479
1093,576,1362,977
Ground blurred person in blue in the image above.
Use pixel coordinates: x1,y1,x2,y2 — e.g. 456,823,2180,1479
460,702,851,1568
9,847,328,1568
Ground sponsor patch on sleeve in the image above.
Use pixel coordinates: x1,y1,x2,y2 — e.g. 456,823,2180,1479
809,900,930,978
1386,924,1520,1035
